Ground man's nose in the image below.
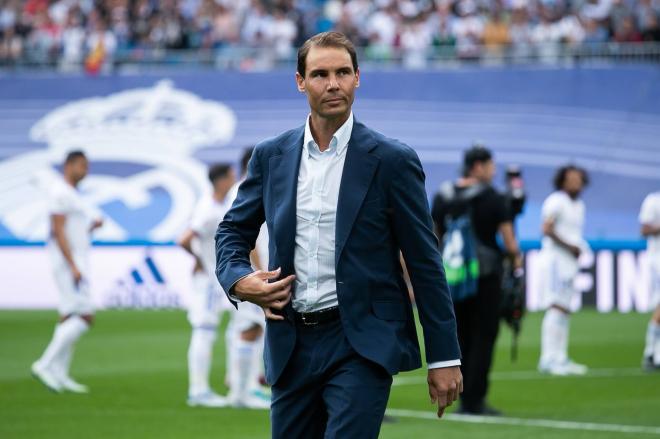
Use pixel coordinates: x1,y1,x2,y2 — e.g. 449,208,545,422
327,75,339,90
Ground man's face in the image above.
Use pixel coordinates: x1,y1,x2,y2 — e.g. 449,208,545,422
214,169,236,194
483,159,496,183
66,157,89,183
295,45,360,120
471,159,495,183
563,169,584,197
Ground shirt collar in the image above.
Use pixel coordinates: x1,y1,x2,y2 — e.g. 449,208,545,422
303,112,353,156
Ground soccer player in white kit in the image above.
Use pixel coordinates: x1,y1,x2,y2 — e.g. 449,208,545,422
538,165,590,376
32,151,103,393
640,191,660,371
222,147,270,409
179,164,235,407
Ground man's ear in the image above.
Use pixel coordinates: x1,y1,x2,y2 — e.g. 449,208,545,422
295,72,305,93
355,67,360,88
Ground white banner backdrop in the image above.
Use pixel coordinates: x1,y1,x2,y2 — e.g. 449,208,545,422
0,246,233,311
0,246,654,313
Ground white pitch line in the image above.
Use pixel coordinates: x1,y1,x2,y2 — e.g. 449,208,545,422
392,368,645,386
385,409,660,435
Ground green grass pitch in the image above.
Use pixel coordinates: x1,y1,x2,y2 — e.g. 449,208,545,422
1,309,659,439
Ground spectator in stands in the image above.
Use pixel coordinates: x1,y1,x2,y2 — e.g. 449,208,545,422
212,4,240,47
482,7,511,59
452,0,484,60
509,0,534,59
614,15,643,41
0,0,657,68
532,6,562,63
59,8,84,71
400,14,433,68
365,3,399,59
641,12,660,41
429,0,457,54
582,17,609,44
555,12,586,47
635,0,660,34
271,6,297,60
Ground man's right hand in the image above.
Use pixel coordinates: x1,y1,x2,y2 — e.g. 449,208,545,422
233,268,295,321
71,265,82,287
568,244,581,259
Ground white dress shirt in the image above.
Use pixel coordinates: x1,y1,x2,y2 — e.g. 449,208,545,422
292,113,352,313
293,113,459,369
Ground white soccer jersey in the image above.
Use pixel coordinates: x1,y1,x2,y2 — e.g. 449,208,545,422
189,193,233,276
640,192,660,264
47,179,99,263
541,190,586,256
47,179,101,315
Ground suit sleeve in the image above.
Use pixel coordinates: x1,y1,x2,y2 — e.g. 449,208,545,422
215,148,266,306
389,147,461,364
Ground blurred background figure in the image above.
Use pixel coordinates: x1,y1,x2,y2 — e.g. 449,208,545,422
639,191,660,371
178,163,235,407
432,145,522,416
223,147,270,410
32,150,104,395
538,165,590,376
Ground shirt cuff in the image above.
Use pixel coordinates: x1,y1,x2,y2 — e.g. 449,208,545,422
227,273,252,302
427,359,461,369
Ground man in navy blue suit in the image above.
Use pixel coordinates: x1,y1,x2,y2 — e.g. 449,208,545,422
216,31,462,438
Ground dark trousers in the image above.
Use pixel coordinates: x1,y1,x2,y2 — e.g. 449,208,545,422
270,319,392,439
454,274,502,410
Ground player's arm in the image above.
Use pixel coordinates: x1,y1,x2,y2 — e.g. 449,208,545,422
499,221,523,269
641,223,660,237
89,218,103,232
177,229,203,273
542,217,581,258
51,214,82,284
249,249,263,271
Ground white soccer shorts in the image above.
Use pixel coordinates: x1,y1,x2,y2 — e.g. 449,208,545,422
229,301,266,334
540,250,579,310
651,262,660,309
187,272,227,328
52,255,94,316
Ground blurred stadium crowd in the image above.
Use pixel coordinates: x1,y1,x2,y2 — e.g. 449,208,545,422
1,0,660,68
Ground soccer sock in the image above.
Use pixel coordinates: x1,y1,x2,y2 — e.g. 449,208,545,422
225,322,234,388
38,316,89,371
556,311,570,364
653,323,660,365
188,328,217,397
540,308,569,366
53,345,74,381
643,321,657,358
248,333,264,390
229,338,255,401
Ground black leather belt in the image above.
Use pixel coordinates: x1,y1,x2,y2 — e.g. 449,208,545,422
294,306,340,326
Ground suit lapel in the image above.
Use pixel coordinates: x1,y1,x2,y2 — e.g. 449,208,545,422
269,127,304,276
335,121,379,266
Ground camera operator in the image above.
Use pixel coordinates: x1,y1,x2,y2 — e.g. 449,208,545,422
431,145,522,416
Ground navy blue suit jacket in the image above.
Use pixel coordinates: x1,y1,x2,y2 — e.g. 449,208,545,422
215,120,460,385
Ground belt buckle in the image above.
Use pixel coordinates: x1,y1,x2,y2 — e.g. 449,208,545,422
301,313,318,326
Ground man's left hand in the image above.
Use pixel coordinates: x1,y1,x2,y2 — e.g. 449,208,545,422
427,366,463,418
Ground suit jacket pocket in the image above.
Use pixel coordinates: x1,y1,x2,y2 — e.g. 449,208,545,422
372,300,407,321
